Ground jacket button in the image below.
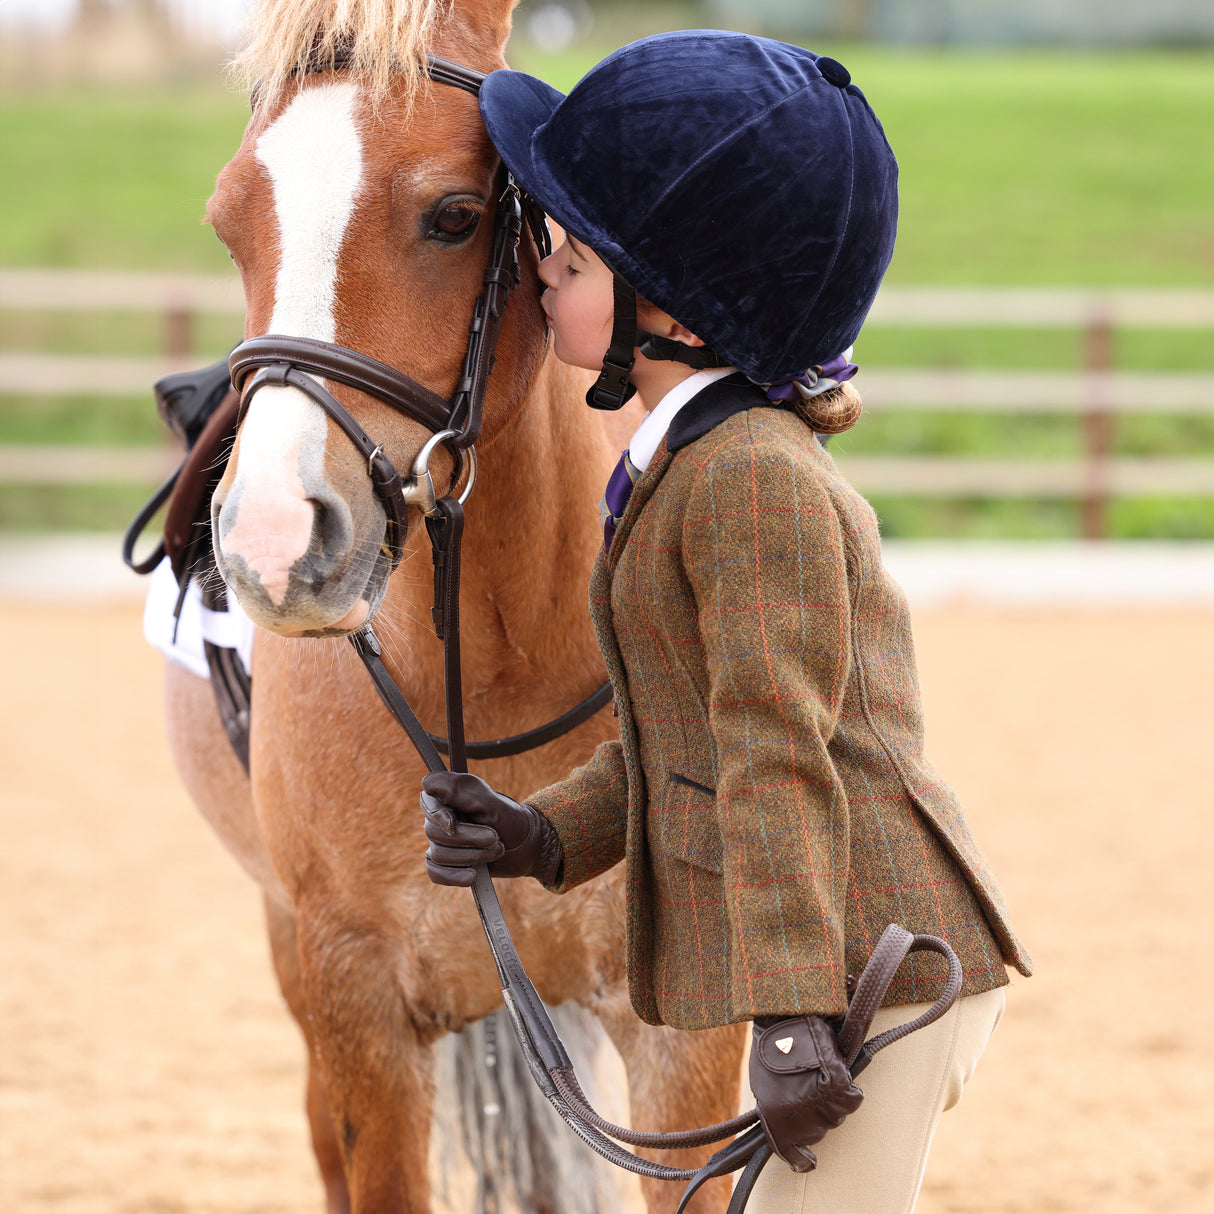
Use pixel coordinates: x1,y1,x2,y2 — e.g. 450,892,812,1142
845,972,858,995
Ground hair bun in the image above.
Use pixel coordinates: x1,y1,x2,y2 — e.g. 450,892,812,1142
795,380,863,435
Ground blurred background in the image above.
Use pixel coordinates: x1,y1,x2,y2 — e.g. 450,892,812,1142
1,0,1212,546
1,5,1212,1214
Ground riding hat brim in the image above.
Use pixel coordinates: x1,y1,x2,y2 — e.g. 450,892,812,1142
478,71,607,258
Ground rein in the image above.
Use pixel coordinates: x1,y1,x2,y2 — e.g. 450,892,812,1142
225,53,966,1211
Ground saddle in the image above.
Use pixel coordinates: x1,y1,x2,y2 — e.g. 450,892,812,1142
123,357,252,769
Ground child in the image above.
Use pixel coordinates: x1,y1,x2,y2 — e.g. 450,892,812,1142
421,31,1032,1212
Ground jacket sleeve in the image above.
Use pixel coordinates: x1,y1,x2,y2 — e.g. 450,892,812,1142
683,421,854,1019
527,739,628,892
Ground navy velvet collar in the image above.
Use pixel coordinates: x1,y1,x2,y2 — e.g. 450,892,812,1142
666,374,781,452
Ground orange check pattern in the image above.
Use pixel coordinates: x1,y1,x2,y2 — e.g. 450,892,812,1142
529,407,1032,1030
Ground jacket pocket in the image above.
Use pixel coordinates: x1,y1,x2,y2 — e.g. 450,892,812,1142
651,772,723,874
669,771,716,798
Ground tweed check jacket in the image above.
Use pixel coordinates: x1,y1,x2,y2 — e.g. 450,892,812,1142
530,381,1033,1031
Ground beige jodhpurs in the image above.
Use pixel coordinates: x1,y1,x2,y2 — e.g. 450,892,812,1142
743,986,1007,1214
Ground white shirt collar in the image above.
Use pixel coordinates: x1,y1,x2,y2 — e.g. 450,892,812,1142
626,366,736,473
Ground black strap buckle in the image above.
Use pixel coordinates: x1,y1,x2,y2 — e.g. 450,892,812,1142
585,354,637,410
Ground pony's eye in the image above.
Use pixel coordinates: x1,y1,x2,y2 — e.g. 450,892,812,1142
429,199,482,243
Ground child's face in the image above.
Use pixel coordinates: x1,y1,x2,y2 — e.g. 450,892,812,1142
537,236,616,372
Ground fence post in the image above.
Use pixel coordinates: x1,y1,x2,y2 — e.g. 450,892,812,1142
165,296,193,364
1080,311,1114,540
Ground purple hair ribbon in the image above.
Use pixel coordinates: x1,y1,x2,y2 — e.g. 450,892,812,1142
763,352,858,404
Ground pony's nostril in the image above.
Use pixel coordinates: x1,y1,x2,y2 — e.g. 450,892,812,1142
309,495,355,567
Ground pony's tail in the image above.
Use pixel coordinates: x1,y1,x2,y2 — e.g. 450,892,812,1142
431,1005,639,1213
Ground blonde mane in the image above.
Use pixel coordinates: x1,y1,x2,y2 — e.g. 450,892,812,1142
233,0,456,110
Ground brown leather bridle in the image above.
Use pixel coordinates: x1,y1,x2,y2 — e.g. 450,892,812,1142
227,54,551,570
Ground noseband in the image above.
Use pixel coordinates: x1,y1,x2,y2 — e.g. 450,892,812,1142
227,54,551,569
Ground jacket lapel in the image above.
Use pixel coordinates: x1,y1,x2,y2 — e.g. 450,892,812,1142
588,437,677,737
604,437,675,575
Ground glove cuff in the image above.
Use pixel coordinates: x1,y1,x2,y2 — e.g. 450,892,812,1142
752,1015,844,1076
529,806,564,886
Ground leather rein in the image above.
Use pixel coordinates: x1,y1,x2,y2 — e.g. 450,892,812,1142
232,54,966,1212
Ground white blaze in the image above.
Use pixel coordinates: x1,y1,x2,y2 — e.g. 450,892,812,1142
256,79,364,341
220,81,364,604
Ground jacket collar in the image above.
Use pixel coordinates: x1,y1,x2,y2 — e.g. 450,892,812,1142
603,375,786,571
666,373,771,451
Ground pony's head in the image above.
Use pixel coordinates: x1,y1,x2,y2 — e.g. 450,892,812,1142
208,0,545,637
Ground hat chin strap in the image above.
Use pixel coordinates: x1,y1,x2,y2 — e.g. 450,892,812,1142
585,275,639,411
585,275,727,411
637,332,729,370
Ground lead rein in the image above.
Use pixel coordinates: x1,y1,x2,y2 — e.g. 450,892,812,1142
349,488,966,1206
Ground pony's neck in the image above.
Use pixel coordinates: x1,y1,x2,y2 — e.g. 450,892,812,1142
477,355,616,520
381,353,625,709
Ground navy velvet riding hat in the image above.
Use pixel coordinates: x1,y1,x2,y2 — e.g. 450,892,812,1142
478,30,898,383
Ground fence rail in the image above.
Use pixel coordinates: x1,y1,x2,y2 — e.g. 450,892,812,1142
6,270,1213,327
0,269,246,314
5,352,1214,414
3,271,1213,537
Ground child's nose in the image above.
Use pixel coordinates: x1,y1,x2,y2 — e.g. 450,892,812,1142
538,252,559,291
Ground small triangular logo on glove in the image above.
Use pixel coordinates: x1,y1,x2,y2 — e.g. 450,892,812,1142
775,1037,794,1054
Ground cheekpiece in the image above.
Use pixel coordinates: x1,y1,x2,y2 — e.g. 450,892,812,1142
478,30,898,382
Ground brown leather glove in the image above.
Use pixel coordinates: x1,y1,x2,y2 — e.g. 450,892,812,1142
421,771,563,887
749,1015,864,1172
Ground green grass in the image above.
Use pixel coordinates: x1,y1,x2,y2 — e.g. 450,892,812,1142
0,394,169,445
2,46,1212,536
2,47,1210,282
865,496,1214,541
0,483,161,532
0,83,248,272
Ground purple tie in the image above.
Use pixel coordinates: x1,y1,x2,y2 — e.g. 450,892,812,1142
601,450,640,551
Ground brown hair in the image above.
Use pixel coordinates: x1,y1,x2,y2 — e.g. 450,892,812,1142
794,380,863,435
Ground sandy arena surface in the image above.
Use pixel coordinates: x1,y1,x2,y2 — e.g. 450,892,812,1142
2,601,1212,1213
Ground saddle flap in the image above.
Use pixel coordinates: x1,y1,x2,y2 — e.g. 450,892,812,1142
164,386,241,579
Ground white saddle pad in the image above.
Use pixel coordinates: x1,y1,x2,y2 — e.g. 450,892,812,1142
143,557,256,680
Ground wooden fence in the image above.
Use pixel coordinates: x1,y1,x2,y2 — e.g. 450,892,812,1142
3,269,1212,538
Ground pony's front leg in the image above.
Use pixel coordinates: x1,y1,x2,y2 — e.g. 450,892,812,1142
264,895,351,1214
596,996,748,1214
295,904,436,1214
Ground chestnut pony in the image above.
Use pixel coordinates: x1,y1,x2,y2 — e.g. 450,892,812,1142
163,1,745,1211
